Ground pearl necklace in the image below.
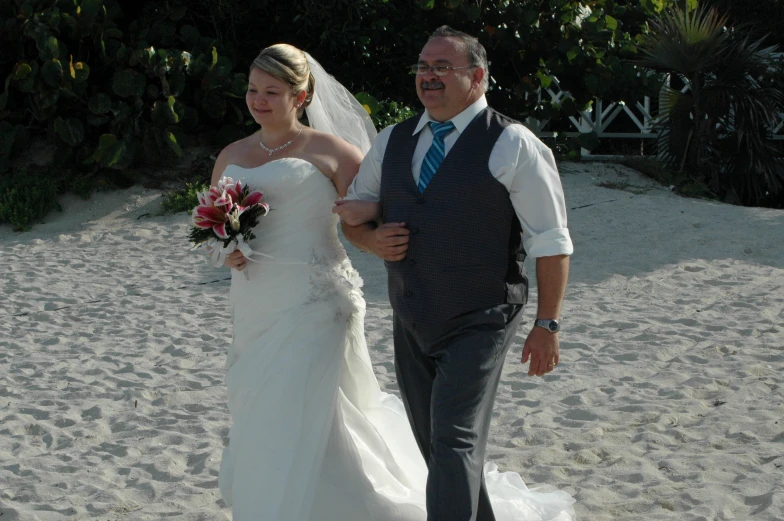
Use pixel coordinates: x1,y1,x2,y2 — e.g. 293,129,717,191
259,126,303,156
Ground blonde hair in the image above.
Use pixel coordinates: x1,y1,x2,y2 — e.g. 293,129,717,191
251,44,315,118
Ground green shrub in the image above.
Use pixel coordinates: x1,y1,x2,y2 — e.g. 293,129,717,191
0,1,249,175
635,4,784,207
0,168,61,231
161,181,209,214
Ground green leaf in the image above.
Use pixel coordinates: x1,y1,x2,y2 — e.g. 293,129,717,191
566,48,579,63
165,131,183,156
605,15,618,31
104,28,123,39
211,47,219,68
54,117,85,146
116,44,131,65
354,92,380,115
80,0,103,19
536,70,552,89
89,93,112,114
20,1,34,18
112,70,135,97
86,114,111,127
419,0,435,9
94,134,117,159
104,139,134,169
151,97,179,125
134,71,147,97
0,93,7,111
147,83,160,99
13,63,33,81
47,37,60,59
446,0,463,7
41,59,64,87
71,60,90,82
113,70,145,98
202,91,226,119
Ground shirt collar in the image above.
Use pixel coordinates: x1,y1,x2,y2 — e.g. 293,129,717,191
413,95,489,135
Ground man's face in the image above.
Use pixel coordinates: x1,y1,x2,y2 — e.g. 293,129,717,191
415,37,482,121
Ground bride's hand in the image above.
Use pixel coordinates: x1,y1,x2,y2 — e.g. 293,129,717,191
224,250,247,271
333,200,381,226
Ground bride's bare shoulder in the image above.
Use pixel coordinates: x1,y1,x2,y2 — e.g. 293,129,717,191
302,129,363,174
211,134,259,185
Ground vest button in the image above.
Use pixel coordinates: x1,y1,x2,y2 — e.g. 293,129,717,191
416,196,425,204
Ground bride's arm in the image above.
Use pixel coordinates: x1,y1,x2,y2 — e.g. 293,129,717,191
333,200,381,226
206,143,246,268
210,144,234,187
330,140,381,225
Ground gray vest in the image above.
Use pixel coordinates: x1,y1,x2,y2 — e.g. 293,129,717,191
380,107,528,330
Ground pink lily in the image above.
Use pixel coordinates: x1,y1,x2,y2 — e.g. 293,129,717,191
192,203,230,239
241,190,264,207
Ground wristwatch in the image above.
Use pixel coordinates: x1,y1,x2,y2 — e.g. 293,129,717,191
534,318,560,333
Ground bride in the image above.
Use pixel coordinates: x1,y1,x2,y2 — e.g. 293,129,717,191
208,43,576,520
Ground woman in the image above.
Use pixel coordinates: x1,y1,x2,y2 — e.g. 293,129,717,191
210,44,575,520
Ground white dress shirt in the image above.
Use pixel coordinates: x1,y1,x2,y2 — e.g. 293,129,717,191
345,96,574,258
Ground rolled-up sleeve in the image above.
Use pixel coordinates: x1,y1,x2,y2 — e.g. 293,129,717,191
492,125,573,258
344,125,394,202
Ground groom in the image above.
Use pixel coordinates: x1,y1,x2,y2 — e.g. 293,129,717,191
341,26,573,521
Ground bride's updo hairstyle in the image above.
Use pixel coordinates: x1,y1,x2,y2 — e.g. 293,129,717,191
252,44,315,118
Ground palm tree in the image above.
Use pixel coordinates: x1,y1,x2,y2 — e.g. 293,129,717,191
635,4,784,206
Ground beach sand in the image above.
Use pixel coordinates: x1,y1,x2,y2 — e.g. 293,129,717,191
1,162,782,520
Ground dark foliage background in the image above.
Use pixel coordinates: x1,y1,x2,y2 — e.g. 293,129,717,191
1,0,781,227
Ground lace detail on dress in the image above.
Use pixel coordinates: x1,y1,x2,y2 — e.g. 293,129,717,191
306,249,363,323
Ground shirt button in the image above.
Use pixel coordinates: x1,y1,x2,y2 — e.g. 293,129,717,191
404,290,413,297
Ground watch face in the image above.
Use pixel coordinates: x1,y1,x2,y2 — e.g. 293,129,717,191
548,321,558,332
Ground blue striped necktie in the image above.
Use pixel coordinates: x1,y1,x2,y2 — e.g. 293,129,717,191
418,120,455,193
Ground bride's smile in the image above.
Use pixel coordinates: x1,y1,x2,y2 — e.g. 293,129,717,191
245,67,300,126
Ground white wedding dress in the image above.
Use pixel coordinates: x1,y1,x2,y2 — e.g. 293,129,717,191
218,158,576,521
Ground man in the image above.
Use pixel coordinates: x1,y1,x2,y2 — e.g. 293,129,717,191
339,26,573,521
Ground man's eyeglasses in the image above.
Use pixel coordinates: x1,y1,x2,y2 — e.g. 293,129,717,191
409,64,476,76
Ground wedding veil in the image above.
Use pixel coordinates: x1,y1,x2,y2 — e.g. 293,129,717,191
304,53,377,155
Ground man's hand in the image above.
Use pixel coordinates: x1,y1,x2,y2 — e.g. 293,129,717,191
521,327,559,377
374,222,409,261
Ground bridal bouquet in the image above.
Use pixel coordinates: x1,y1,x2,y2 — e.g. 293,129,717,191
188,176,270,275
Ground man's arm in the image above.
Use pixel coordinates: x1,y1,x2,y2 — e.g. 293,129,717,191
340,125,411,261
522,254,570,377
496,127,573,376
342,221,410,261
534,254,569,320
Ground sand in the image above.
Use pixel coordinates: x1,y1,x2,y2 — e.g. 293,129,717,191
1,162,782,520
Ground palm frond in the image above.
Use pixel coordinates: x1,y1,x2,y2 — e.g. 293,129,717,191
636,6,729,76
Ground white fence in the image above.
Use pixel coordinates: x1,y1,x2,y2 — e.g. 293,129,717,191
526,70,784,156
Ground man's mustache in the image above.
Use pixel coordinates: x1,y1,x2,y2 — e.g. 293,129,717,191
420,81,445,90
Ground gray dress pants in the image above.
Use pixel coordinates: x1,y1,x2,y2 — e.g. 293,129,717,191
393,303,524,521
